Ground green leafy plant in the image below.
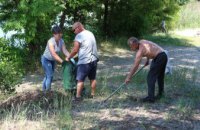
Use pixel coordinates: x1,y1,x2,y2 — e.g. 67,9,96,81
0,38,24,92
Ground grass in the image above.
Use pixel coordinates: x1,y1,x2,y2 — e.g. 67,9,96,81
177,0,200,29
0,91,74,130
143,32,200,47
0,61,199,129
98,31,200,53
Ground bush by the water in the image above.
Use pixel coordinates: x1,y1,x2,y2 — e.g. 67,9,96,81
0,38,24,92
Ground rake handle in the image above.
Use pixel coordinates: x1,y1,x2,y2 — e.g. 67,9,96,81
102,65,146,103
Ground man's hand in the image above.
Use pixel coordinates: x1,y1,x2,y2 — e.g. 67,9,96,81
125,75,131,84
65,57,69,61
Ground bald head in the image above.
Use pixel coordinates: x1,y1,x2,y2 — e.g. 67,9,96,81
72,22,84,30
127,37,139,45
127,37,140,51
72,22,84,34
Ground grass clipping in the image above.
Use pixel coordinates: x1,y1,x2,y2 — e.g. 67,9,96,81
0,89,71,109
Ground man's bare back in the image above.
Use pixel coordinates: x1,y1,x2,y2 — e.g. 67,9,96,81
139,40,164,59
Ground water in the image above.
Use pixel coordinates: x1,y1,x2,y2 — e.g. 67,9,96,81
0,27,17,39
0,27,24,47
0,28,4,38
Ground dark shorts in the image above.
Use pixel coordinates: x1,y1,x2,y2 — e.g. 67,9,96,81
76,60,98,81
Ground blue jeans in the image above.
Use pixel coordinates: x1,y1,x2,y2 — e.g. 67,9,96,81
41,56,55,92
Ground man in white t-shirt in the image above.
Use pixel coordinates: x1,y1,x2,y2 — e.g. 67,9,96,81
67,22,98,102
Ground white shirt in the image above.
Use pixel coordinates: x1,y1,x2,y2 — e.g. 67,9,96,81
74,30,98,65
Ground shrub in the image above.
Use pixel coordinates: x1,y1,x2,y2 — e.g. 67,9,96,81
0,38,24,93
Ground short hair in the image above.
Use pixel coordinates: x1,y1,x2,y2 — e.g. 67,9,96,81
127,37,139,45
72,22,84,30
52,25,62,34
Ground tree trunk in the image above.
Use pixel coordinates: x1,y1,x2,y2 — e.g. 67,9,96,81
103,0,109,36
59,2,68,30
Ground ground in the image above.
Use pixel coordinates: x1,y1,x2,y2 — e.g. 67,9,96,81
0,30,200,130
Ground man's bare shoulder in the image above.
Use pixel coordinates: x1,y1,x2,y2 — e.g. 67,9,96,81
138,40,147,49
139,39,147,43
140,39,154,44
140,40,160,47
138,43,145,55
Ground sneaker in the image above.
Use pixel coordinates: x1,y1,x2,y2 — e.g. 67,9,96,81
141,96,155,103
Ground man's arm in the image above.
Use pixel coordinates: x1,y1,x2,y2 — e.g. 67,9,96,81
125,50,142,83
129,51,142,77
67,41,80,59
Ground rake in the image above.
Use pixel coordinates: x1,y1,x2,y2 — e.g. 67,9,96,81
101,65,146,104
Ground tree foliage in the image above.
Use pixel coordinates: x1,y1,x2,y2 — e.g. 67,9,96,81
0,38,24,92
96,0,180,36
0,0,182,44
0,0,65,69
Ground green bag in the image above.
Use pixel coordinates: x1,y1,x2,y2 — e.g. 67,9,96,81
62,61,77,91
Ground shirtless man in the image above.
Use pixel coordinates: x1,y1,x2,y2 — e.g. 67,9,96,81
125,37,167,103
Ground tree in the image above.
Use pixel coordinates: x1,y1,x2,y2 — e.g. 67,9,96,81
96,0,180,37
0,0,66,68
0,0,181,67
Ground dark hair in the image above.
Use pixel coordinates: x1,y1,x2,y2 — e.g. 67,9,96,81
127,37,139,45
52,25,62,34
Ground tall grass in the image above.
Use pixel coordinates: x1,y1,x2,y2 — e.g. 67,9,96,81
0,91,74,130
142,33,193,46
98,33,196,48
177,0,200,29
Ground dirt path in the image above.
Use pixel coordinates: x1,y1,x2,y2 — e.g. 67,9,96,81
71,99,200,130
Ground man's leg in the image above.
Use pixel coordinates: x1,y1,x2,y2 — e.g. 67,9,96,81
164,27,167,33
157,67,165,96
75,64,87,99
88,61,97,97
157,55,167,97
147,67,158,99
143,58,163,102
90,80,96,96
76,81,84,98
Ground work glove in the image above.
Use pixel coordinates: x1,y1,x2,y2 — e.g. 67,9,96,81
70,58,76,65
